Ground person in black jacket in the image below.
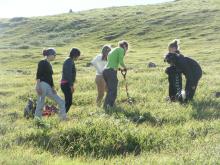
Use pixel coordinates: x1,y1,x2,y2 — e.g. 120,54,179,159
165,39,183,101
61,48,81,113
35,48,66,120
164,52,202,102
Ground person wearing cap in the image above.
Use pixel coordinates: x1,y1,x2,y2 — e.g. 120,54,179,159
35,48,66,120
91,45,111,106
61,48,81,113
103,40,128,109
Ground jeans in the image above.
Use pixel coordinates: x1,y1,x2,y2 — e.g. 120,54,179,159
103,68,118,108
35,81,66,119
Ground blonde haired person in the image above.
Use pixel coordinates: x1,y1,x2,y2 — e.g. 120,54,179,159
165,39,183,101
91,45,111,106
103,41,128,109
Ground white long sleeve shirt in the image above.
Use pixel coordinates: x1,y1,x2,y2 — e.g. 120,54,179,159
91,54,107,76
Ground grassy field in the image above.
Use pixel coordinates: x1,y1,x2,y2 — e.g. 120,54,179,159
0,0,220,164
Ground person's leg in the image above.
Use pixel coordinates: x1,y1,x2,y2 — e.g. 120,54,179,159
103,69,118,108
185,79,199,101
166,66,182,101
109,71,118,106
34,82,47,119
47,85,66,119
185,68,202,101
96,75,105,106
103,69,110,109
61,83,73,113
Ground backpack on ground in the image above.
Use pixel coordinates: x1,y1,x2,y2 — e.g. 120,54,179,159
24,98,36,119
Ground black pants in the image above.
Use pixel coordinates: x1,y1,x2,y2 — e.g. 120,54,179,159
103,68,118,108
61,83,72,113
185,71,202,101
166,66,182,101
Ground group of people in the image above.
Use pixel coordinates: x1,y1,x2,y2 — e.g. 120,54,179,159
34,39,202,120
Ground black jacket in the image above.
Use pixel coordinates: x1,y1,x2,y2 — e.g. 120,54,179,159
61,57,76,86
36,59,54,87
165,53,202,80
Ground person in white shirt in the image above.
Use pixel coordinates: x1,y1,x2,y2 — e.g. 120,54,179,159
91,45,111,106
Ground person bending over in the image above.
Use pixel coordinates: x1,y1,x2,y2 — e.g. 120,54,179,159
164,52,202,102
103,41,128,109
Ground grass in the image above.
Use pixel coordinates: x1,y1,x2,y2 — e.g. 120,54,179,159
0,0,220,164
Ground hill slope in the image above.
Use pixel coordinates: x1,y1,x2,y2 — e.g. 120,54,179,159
0,0,220,164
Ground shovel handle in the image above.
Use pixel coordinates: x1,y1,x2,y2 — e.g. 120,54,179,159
120,69,127,78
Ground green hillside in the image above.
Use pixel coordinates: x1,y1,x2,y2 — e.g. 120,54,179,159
0,0,220,164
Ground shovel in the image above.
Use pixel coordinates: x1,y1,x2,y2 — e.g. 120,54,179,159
120,69,135,104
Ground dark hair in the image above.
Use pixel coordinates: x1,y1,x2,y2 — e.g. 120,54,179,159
101,45,111,60
42,48,56,56
168,39,180,50
69,48,81,58
164,52,177,64
118,40,128,49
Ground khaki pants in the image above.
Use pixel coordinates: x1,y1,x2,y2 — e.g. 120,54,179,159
95,75,106,106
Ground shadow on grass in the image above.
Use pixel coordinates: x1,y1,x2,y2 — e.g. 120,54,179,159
191,99,220,120
105,106,163,126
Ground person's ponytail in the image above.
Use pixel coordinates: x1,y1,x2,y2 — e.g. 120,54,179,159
42,48,56,56
42,48,48,56
169,39,180,50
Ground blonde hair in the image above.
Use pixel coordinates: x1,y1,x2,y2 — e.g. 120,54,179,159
168,39,180,50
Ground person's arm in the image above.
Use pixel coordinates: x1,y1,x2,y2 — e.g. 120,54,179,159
36,61,43,95
118,48,126,70
51,77,55,88
72,62,76,85
91,56,97,66
91,56,103,74
63,59,73,86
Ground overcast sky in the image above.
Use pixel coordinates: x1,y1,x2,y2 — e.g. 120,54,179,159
0,0,172,18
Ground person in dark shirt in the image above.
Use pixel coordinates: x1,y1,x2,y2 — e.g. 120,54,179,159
61,48,81,113
35,48,66,120
164,52,202,102
165,39,183,101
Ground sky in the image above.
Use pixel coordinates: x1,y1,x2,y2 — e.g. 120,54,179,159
0,0,172,18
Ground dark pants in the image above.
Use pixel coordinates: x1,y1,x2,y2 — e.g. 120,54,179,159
103,68,118,108
166,66,182,101
61,83,72,113
185,71,202,101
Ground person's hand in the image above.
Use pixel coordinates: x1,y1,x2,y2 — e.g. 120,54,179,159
123,68,127,72
52,87,57,94
165,67,169,74
36,84,42,95
119,68,127,72
71,85,75,93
